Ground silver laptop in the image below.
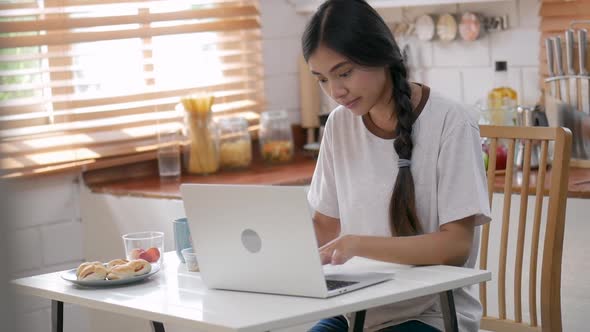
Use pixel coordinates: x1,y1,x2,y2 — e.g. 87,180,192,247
180,183,393,298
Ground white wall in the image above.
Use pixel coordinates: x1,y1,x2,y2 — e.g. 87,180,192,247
4,173,90,332
267,0,541,124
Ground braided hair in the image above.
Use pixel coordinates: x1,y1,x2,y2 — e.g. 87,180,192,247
302,0,422,236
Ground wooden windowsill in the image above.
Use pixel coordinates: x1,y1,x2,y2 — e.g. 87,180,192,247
84,152,318,200
84,154,590,200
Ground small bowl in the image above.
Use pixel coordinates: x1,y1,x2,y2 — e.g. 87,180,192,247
181,248,199,272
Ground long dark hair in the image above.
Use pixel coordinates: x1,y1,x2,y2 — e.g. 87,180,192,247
302,0,422,236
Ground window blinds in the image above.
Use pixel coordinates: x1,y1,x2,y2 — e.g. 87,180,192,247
0,0,264,178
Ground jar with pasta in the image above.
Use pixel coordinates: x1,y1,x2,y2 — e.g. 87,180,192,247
218,116,252,170
180,94,220,175
259,110,294,164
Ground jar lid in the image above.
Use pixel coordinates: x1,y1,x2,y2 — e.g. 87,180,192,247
218,116,248,126
261,110,289,120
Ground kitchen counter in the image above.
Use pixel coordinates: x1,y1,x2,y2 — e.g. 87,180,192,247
85,153,317,200
85,155,590,199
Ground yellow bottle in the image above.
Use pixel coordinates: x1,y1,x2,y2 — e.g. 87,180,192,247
487,61,518,125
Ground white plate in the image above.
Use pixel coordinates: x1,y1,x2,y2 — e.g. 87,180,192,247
61,264,160,287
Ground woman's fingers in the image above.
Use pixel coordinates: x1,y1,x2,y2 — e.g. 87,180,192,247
319,250,332,265
330,249,349,265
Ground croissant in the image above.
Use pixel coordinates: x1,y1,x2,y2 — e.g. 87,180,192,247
77,264,108,281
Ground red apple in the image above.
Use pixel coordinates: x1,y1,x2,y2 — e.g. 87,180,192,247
496,144,508,170
139,247,160,263
130,248,145,260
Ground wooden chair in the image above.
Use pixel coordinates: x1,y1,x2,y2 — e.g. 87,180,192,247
478,125,572,332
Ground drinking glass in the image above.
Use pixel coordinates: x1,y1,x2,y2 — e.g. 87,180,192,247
122,231,164,266
157,126,181,178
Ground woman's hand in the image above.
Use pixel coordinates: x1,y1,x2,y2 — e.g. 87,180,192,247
319,234,360,265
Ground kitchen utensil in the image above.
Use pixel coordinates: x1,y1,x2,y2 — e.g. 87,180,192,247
566,29,579,109
459,12,483,41
436,14,458,42
515,106,542,169
579,29,590,115
553,36,569,102
415,14,436,41
545,38,558,97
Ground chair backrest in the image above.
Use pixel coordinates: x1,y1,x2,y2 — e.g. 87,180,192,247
478,125,572,332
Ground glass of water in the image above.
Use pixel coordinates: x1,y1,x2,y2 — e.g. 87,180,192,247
157,125,181,179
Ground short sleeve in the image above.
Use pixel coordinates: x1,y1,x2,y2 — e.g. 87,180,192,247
437,121,491,227
307,116,340,218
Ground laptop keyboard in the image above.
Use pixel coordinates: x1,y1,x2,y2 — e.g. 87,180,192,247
326,279,359,291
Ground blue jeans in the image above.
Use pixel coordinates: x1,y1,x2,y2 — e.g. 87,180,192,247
308,315,441,332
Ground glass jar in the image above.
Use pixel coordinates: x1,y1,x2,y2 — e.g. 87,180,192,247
181,104,220,175
218,117,252,170
259,110,294,163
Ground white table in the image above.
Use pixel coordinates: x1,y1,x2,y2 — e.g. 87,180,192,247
12,252,490,332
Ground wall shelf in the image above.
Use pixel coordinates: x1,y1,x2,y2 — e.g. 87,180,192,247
288,0,513,14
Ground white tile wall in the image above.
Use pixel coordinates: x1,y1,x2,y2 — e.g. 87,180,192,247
15,308,50,332
522,66,542,106
260,0,307,124
9,228,43,272
42,220,84,266
423,68,464,102
261,0,542,122
432,38,491,67
518,0,541,29
7,172,84,331
490,29,540,67
378,0,541,106
263,37,301,76
5,173,78,230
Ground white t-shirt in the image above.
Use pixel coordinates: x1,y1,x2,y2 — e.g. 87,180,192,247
307,85,492,332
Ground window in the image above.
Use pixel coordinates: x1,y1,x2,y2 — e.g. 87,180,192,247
0,0,264,178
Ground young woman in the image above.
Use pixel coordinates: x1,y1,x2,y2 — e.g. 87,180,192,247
303,1,491,331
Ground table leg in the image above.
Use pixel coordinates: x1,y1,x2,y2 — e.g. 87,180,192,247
439,290,458,332
348,310,366,332
151,321,165,332
51,300,63,332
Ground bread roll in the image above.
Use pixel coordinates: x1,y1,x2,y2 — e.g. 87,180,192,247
106,259,151,280
77,264,108,281
76,261,102,279
129,259,152,276
106,258,129,271
106,264,135,280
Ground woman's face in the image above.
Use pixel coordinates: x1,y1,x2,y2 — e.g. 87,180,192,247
307,44,391,116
